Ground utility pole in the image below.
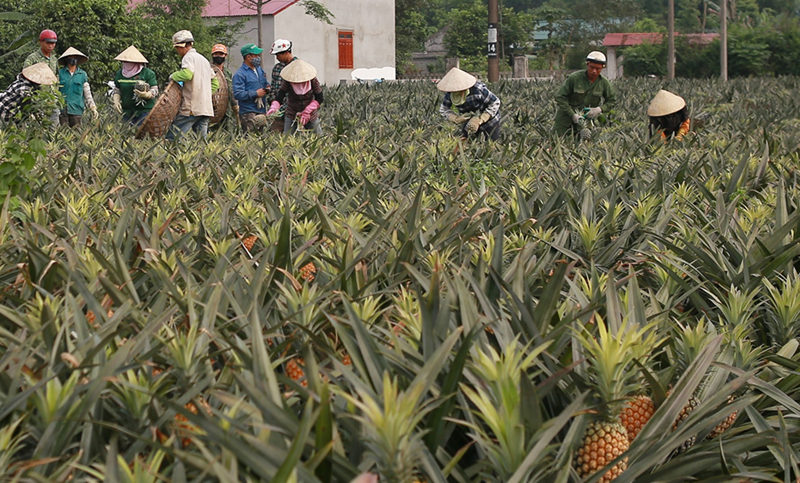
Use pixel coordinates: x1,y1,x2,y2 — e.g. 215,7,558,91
667,0,675,80
721,0,728,81
488,0,499,82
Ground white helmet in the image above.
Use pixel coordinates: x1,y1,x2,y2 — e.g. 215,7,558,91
586,51,607,65
270,39,292,54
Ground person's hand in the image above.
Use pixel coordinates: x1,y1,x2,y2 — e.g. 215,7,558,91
267,101,281,116
134,87,154,100
89,106,98,119
586,107,602,119
297,100,320,125
112,92,122,113
256,88,267,97
466,115,482,134
447,113,470,124
572,113,582,123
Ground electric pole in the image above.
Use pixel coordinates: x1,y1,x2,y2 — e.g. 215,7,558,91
721,0,728,81
488,0,499,82
667,0,675,80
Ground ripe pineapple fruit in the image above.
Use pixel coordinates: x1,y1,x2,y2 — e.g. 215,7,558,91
298,262,317,282
670,392,700,454
240,234,257,252
620,394,655,441
574,318,658,482
286,357,307,387
707,395,738,439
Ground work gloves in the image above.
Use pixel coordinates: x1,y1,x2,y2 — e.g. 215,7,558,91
112,92,122,113
572,113,582,124
586,107,602,119
466,112,492,134
298,100,320,125
447,113,470,124
267,101,281,116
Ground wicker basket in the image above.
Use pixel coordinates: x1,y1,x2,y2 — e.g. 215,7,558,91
135,80,183,139
210,65,228,125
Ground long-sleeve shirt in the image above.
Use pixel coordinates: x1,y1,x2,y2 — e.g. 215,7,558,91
0,74,35,122
439,81,502,135
58,67,96,115
553,70,616,135
276,78,323,121
270,56,297,104
232,63,270,114
114,67,158,117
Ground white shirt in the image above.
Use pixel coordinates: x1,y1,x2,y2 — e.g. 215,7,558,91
179,48,215,117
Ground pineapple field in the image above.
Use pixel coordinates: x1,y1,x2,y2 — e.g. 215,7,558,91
3,76,800,482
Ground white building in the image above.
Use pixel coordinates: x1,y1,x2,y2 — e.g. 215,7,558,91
204,0,396,85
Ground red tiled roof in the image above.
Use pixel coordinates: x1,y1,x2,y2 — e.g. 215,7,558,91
603,32,719,47
128,0,299,17
203,0,298,17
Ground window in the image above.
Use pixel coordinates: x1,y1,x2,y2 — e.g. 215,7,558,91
338,31,353,69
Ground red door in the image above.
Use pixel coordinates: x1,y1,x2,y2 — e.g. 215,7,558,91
338,31,353,69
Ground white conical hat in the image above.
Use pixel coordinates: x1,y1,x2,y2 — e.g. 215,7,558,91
22,62,57,85
280,59,317,83
114,45,148,63
647,90,686,116
58,47,88,65
436,68,476,92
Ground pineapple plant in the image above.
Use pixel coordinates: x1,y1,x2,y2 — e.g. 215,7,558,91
573,318,658,482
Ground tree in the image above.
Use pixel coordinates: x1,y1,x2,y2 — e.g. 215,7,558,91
396,0,433,74
233,0,333,51
444,1,534,61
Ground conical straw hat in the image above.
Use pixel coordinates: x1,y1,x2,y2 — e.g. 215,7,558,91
22,62,57,85
114,45,148,63
436,68,476,92
647,90,686,116
280,59,317,83
59,47,88,65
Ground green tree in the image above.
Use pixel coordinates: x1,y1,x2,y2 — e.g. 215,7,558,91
444,1,534,61
396,0,434,75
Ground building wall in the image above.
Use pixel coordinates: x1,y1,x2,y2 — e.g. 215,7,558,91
211,0,395,86
274,0,395,85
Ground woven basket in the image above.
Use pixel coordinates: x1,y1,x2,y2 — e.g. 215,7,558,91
135,80,183,139
210,65,228,125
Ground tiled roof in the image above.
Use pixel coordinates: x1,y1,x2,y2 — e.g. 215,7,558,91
603,32,719,47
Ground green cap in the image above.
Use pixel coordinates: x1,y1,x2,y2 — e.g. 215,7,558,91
241,43,264,56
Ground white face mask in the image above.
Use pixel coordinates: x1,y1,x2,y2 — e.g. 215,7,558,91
451,89,468,106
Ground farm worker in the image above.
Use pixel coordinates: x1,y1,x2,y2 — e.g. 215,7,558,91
167,30,219,140
57,47,97,127
268,38,296,132
0,63,57,123
437,67,502,141
112,45,158,126
647,90,690,141
232,43,270,133
211,44,239,126
23,29,60,129
268,59,323,135
553,51,616,137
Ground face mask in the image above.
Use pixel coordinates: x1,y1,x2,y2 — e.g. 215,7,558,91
251,56,261,67
67,58,78,66
212,56,225,65
451,89,468,106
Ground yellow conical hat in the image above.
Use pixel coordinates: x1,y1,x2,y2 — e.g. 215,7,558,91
59,47,88,65
436,68,476,92
280,59,317,83
21,62,57,85
647,90,686,116
114,45,148,63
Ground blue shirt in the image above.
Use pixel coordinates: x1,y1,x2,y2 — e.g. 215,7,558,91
232,63,270,114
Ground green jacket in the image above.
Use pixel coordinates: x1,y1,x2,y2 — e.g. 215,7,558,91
23,50,58,75
23,50,61,107
114,67,158,117
553,70,616,135
59,67,88,115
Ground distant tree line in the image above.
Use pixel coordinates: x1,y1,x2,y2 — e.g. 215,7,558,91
396,0,800,77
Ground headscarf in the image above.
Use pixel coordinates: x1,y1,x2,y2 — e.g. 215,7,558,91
451,89,468,106
291,81,311,96
121,62,144,78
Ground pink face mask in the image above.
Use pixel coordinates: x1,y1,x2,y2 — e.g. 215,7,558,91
122,62,144,78
291,81,311,95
